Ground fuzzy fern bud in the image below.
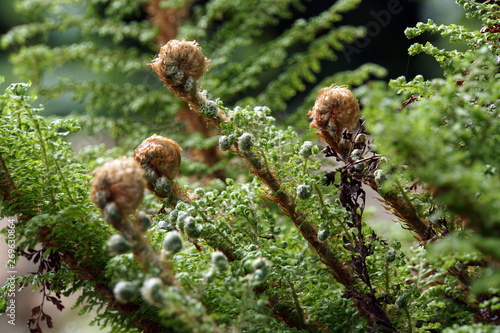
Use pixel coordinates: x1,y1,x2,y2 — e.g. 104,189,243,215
107,234,132,255
113,281,139,303
163,231,183,255
150,38,209,99
309,85,359,136
308,85,360,154
211,251,229,272
91,157,145,216
135,135,181,198
252,258,269,275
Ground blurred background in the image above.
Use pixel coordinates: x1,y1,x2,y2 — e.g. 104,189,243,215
0,0,478,116
0,0,480,332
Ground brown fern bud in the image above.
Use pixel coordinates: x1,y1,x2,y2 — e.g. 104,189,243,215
308,85,360,155
134,135,182,198
150,39,209,100
91,157,145,216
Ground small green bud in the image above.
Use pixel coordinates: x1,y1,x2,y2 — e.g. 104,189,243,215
194,187,204,197
144,167,158,184
484,164,497,176
247,244,258,252
103,202,122,225
238,133,254,153
299,141,313,159
157,220,173,231
184,216,201,239
218,135,234,151
107,234,132,255
163,231,183,254
355,133,367,143
211,251,229,272
113,281,139,303
374,169,385,183
205,268,216,283
351,149,363,159
94,191,108,209
252,257,269,278
169,209,178,222
396,293,409,309
297,184,312,200
379,156,389,164
137,211,152,230
177,211,188,232
202,100,218,118
243,259,255,274
354,162,365,172
385,248,396,262
252,259,270,285
253,269,267,285
141,277,164,305
318,229,330,242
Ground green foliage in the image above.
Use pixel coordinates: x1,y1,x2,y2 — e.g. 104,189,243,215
1,0,500,332
0,80,163,332
360,0,500,297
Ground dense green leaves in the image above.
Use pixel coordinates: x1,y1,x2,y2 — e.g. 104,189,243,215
1,0,500,331
360,0,500,303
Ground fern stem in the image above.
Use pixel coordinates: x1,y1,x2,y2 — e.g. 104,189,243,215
404,307,413,333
